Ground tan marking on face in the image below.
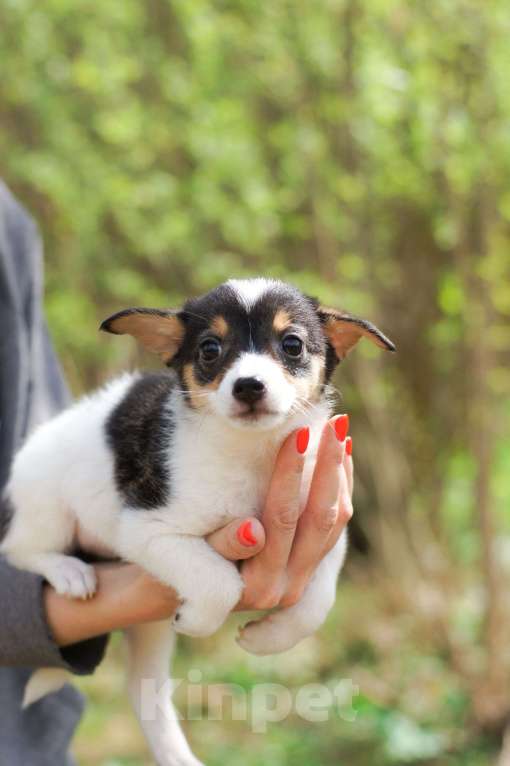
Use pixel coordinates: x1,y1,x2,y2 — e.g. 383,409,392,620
310,355,326,399
210,315,229,338
183,363,221,410
273,309,292,334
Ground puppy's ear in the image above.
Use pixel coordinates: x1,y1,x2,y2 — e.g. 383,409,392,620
317,307,396,362
100,308,185,364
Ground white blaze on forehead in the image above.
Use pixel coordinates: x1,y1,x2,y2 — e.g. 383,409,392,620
227,278,280,310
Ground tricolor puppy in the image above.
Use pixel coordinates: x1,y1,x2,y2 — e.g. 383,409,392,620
1,278,394,766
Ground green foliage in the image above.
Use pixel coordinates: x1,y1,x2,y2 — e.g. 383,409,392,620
1,0,508,393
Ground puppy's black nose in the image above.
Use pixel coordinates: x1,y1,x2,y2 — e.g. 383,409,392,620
232,376,266,404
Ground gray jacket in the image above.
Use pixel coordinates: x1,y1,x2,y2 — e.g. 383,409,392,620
0,182,108,765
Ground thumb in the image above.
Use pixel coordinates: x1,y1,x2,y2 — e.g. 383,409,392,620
206,518,265,561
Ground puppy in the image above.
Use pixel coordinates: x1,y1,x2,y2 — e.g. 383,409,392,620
1,278,394,766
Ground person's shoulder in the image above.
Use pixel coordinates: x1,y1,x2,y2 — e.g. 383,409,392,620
0,180,41,283
0,180,38,236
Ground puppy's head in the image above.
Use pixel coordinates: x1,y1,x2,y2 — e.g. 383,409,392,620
101,278,395,430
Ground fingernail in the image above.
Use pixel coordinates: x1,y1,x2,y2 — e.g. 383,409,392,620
237,520,258,547
296,427,310,454
334,414,349,442
346,436,353,456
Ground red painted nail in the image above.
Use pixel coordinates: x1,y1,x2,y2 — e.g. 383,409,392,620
237,520,258,547
346,436,353,456
334,414,349,442
296,427,310,454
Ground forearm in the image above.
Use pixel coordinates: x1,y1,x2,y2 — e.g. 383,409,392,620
44,563,180,647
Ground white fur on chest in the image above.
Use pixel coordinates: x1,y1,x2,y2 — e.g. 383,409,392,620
165,393,327,536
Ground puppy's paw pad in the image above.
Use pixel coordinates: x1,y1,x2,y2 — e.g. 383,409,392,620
236,616,300,656
49,558,97,600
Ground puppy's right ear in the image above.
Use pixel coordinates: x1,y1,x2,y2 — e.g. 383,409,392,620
100,308,185,364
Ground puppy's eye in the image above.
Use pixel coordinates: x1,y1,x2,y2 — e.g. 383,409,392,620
282,334,304,357
199,338,222,362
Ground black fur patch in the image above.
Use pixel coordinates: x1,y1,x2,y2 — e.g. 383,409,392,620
105,373,176,510
324,341,340,382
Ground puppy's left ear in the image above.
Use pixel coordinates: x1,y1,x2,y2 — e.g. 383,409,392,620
100,307,185,364
317,307,396,361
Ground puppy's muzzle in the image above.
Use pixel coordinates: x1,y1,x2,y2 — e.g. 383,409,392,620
232,376,266,405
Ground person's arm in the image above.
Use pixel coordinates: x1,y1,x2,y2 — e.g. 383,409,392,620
0,553,109,672
0,182,109,673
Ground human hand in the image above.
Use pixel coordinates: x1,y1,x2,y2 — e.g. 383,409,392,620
233,415,353,611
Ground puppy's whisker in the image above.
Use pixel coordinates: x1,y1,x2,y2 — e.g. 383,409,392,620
172,389,211,398
323,382,343,401
294,396,316,411
290,399,312,417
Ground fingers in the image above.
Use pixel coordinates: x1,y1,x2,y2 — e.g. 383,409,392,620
345,436,354,497
283,416,347,604
227,421,354,613
320,435,353,559
206,517,265,561
235,428,307,610
257,427,307,573
326,462,353,555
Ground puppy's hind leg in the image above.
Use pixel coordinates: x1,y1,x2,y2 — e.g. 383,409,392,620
1,497,96,600
238,534,347,656
125,620,204,766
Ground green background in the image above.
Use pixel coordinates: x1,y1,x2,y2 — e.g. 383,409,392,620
2,1,510,763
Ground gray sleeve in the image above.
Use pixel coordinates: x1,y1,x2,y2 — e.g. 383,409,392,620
0,181,108,673
0,552,107,674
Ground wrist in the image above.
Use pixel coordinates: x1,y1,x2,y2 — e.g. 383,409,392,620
44,563,179,647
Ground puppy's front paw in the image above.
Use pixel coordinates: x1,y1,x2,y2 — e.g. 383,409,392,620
173,575,243,638
236,614,304,656
172,598,230,638
46,557,97,600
